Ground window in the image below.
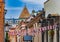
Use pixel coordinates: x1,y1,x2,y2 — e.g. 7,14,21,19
9,20,13,24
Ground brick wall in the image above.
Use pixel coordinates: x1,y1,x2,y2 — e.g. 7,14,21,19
0,1,4,42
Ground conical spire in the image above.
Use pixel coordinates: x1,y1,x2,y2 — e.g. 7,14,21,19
19,5,30,19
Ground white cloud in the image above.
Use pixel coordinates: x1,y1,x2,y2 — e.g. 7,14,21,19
5,7,23,10
21,0,46,4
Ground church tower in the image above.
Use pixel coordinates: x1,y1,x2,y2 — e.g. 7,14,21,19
0,0,4,42
19,5,30,19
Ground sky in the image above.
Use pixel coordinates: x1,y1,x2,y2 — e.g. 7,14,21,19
5,0,46,18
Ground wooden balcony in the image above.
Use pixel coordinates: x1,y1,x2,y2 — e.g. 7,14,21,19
26,12,44,28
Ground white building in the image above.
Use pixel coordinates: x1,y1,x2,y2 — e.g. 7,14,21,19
5,18,20,25
44,0,60,17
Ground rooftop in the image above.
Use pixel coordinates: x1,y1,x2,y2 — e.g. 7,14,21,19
19,5,30,19
44,0,49,4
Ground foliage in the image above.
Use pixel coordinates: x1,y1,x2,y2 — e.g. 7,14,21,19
5,32,10,42
48,30,54,36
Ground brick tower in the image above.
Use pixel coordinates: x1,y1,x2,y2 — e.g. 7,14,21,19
0,0,4,42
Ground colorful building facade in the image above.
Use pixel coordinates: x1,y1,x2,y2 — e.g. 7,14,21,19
5,3,60,42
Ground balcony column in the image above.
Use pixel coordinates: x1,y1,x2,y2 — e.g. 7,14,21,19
33,23,38,42
33,24,35,29
36,23,38,28
53,26,57,42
